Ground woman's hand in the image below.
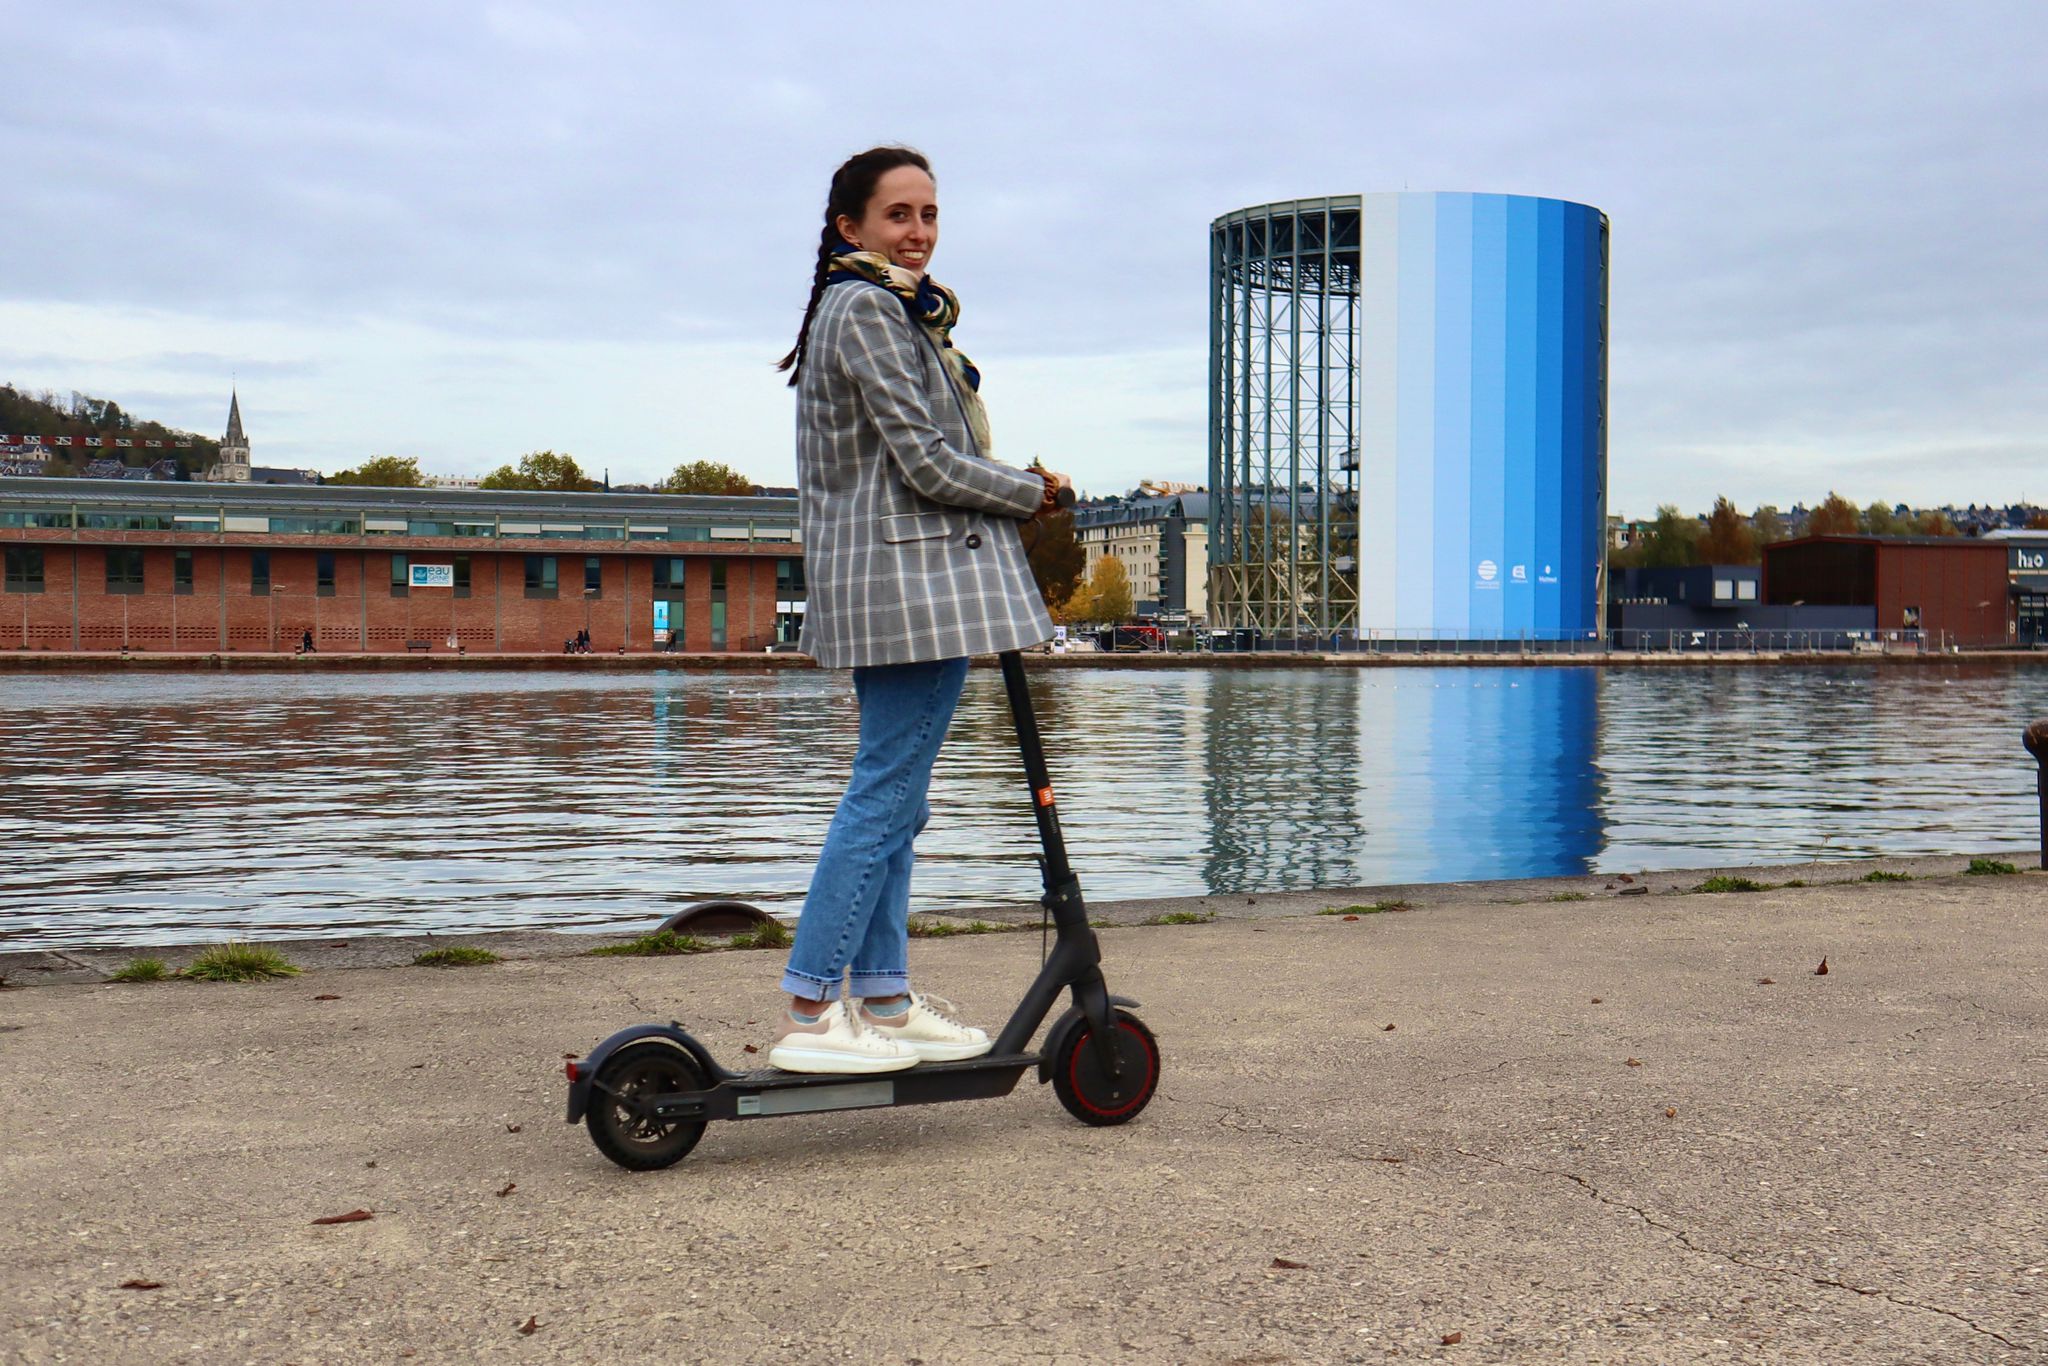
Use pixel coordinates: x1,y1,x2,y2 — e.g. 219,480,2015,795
1031,468,1073,521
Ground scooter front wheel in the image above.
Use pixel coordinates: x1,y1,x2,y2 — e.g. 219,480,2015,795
1051,1010,1160,1126
585,1041,709,1170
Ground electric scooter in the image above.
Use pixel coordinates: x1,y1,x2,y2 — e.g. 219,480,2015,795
564,649,1161,1170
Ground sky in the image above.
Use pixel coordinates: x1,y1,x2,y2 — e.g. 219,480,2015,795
4,0,2044,516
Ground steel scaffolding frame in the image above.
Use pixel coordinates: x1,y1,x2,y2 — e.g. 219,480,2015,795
1208,199,1362,635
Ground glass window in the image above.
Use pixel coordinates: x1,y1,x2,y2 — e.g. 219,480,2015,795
1,508,74,529
250,551,270,596
1713,578,1734,600
653,557,686,594
81,510,173,530
1737,580,1758,601
710,600,726,649
452,522,495,539
584,556,602,596
453,554,471,599
628,525,670,541
317,552,336,596
710,559,726,592
4,546,45,592
406,519,455,537
776,558,806,597
582,524,625,541
390,553,409,597
524,554,557,597
676,526,710,542
174,550,193,595
266,515,361,536
106,547,145,594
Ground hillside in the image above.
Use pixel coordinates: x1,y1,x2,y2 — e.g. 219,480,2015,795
0,384,220,477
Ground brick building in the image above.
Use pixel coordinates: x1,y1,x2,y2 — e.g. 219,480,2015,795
1761,535,2015,648
0,479,805,653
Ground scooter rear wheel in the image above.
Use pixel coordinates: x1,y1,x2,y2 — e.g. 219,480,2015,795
585,1041,709,1170
1051,1010,1160,1126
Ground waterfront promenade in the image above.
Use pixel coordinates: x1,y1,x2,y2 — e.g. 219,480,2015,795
3,863,2043,1363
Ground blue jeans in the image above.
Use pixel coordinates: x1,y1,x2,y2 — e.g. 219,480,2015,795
780,657,970,1001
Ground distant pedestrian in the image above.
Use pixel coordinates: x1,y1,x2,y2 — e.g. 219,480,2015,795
763,145,1071,1075
300,628,314,653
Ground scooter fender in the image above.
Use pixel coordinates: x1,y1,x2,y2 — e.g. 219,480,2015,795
564,1023,724,1125
1036,996,1143,1085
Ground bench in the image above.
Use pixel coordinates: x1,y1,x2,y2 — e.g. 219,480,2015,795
405,640,432,652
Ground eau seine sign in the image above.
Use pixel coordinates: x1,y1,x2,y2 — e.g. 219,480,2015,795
409,564,455,589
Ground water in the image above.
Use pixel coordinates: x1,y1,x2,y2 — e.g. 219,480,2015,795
3,664,2042,949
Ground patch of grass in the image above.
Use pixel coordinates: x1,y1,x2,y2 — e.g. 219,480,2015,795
1780,879,1808,888
109,958,172,983
1548,891,1593,903
728,921,792,950
1861,870,1913,883
587,931,710,957
1141,911,1217,926
1693,875,1767,894
180,942,300,982
412,946,500,968
906,919,1009,938
1965,858,2020,877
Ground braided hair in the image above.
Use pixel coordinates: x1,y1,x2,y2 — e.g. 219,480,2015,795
777,146,933,386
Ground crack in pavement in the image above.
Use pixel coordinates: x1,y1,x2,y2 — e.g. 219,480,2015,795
1449,1145,2031,1355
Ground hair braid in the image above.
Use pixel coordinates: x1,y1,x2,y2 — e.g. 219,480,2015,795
776,146,933,387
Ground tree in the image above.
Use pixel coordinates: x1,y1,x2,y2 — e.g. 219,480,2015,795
1024,511,1086,613
1863,501,1906,536
2027,511,2048,530
1695,496,1759,565
1072,553,1132,624
327,455,427,487
479,449,596,492
1751,505,1786,546
1634,504,1702,568
663,460,756,495
1911,510,1959,536
1807,492,1861,537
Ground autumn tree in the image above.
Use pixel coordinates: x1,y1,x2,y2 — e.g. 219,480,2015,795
1024,511,1086,613
2027,511,2048,530
1627,504,1702,568
327,455,427,487
663,460,756,495
1911,510,1959,536
1806,492,1861,536
1751,505,1786,546
1695,497,1759,564
1862,502,1907,536
479,450,596,492
1070,553,1133,624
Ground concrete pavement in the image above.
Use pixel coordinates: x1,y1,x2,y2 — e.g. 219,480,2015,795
2,869,2044,1363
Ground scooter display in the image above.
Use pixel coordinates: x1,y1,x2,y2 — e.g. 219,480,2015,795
564,650,1160,1170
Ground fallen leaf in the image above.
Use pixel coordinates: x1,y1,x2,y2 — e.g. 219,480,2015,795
1269,1257,1310,1270
1757,977,1776,986
1382,1023,1396,1032
118,1278,162,1290
1815,957,1829,976
1625,1058,1642,1067
518,1317,540,1335
1343,914,1360,922
1590,997,1604,1004
741,1043,759,1054
505,1124,522,1134
1664,1107,1678,1119
1618,874,1635,884
1442,1330,1464,1345
311,1209,373,1225
365,1161,377,1169
313,994,341,1001
496,1182,516,1198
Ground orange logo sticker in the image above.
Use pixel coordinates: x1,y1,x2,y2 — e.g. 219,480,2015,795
1036,786,1055,807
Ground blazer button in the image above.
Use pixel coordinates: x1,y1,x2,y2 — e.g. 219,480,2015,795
964,533,982,549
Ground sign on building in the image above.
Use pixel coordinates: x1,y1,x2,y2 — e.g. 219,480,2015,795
409,563,455,589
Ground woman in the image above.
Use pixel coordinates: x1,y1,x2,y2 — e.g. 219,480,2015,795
767,146,1069,1074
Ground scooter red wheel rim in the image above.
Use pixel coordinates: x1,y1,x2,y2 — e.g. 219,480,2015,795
1067,1021,1158,1118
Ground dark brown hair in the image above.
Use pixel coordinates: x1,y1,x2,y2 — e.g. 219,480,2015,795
776,146,933,386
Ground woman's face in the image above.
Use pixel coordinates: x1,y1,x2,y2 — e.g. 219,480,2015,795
837,165,938,279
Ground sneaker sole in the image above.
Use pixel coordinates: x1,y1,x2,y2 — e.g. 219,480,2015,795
765,1043,919,1075
895,1037,995,1063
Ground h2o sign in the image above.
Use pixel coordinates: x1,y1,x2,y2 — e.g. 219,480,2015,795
2016,547,2047,572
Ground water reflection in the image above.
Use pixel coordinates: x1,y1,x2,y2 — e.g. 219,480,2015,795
1,663,2041,948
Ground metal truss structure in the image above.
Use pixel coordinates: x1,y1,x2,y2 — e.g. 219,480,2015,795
1208,199,1362,635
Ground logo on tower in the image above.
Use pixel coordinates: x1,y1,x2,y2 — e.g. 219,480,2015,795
1476,559,1498,583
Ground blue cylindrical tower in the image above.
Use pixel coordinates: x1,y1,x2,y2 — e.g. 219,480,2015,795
1209,192,1609,642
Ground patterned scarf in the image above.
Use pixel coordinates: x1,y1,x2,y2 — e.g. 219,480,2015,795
826,248,993,455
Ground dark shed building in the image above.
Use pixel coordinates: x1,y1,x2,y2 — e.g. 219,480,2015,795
1763,536,2012,647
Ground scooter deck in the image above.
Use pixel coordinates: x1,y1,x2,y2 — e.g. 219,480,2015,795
652,1053,1040,1122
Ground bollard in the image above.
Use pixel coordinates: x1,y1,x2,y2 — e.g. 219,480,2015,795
2026,721,2048,870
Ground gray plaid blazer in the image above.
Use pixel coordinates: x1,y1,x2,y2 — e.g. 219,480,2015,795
795,280,1054,668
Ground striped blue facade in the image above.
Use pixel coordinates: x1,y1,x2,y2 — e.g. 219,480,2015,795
1356,192,1606,640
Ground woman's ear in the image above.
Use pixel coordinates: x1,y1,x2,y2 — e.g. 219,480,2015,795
834,215,861,249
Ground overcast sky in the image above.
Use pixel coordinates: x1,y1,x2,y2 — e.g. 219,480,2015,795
5,1,2043,514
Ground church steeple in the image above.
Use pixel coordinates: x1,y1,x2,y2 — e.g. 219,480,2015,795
224,389,246,447
206,387,252,482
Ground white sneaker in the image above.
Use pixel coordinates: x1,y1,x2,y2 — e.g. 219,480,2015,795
767,1000,919,1075
858,991,994,1062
